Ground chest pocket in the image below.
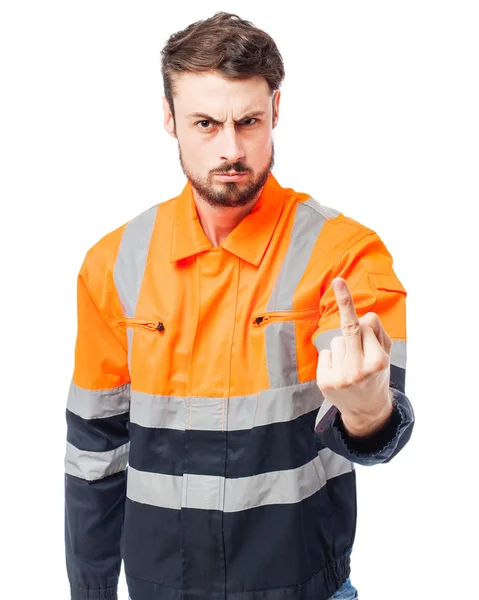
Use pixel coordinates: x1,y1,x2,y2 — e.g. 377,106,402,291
367,271,407,295
251,307,320,388
251,307,319,327
116,316,167,386
117,316,166,333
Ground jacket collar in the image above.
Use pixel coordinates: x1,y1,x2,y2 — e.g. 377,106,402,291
169,171,285,267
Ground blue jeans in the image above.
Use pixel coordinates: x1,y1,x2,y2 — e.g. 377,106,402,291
328,545,358,599
328,577,358,599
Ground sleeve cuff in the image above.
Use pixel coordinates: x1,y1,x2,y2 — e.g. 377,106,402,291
334,392,405,456
70,586,118,600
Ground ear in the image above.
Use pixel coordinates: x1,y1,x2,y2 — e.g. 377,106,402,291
272,90,281,129
163,97,177,138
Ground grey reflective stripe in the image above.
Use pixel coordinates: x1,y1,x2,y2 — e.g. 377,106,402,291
265,321,298,387
315,398,334,426
265,199,334,387
313,329,341,353
114,204,158,317
314,330,407,369
127,467,182,510
130,380,323,431
66,381,130,420
113,204,158,373
317,447,354,481
302,197,341,221
390,340,407,369
65,441,129,481
126,328,134,374
224,449,351,512
126,448,353,512
267,200,334,312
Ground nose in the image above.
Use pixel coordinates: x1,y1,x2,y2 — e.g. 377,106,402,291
218,125,245,164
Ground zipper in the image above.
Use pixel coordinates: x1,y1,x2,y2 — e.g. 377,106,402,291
252,308,318,327
117,317,165,332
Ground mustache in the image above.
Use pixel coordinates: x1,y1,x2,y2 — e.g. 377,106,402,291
212,164,251,174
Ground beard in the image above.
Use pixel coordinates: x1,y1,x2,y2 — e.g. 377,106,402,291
178,143,275,208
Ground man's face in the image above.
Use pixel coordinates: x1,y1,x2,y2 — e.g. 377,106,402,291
163,72,280,208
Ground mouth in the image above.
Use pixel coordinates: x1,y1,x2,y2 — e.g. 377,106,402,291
214,172,248,182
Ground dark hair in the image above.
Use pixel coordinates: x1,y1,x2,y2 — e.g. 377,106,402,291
160,12,285,120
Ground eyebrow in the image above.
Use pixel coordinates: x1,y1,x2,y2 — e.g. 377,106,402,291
185,111,267,122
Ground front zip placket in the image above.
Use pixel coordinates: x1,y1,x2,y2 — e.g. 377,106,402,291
181,248,237,600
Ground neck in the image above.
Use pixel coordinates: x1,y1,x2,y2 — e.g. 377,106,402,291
193,188,262,247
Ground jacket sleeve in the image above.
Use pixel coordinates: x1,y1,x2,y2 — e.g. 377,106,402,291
64,251,131,600
312,231,415,467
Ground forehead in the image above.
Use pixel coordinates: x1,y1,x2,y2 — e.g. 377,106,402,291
172,71,272,115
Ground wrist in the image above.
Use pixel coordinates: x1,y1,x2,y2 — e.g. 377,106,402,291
341,390,394,438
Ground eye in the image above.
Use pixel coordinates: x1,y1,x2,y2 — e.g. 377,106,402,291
241,118,258,126
196,120,216,130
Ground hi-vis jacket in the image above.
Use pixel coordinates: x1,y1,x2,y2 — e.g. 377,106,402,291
65,172,414,600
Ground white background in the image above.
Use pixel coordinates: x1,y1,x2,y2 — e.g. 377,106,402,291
1,1,478,598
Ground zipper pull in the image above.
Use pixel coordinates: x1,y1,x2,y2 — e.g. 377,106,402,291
253,316,269,326
145,321,165,332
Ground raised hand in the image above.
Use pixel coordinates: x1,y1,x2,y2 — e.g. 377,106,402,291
316,277,394,437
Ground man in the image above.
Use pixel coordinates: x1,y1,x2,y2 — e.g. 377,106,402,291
64,11,414,600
